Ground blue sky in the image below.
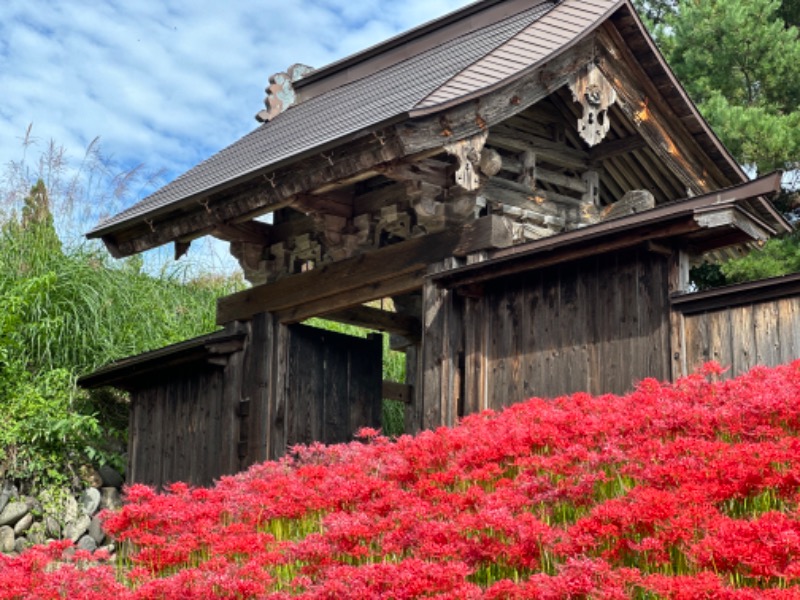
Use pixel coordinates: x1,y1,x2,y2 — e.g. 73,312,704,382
0,0,472,244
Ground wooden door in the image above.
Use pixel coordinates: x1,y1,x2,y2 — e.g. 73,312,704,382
283,324,383,447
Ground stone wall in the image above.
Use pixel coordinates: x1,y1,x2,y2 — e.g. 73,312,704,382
0,465,124,556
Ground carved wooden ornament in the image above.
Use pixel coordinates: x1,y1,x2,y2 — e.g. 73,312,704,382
569,65,617,147
444,131,488,191
256,63,314,123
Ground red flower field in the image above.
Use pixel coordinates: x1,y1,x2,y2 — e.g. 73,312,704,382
4,362,800,598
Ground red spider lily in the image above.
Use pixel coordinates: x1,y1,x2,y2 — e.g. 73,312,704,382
7,361,800,598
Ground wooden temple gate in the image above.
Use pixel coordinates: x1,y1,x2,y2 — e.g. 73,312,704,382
79,0,798,487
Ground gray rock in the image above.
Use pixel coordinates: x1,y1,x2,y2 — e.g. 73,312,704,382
61,494,79,525
99,465,124,489
44,516,61,539
0,525,14,553
38,488,77,524
79,488,101,516
0,502,29,527
26,523,46,546
13,512,33,535
81,467,103,489
87,516,106,545
22,495,40,513
0,482,17,514
76,535,97,552
13,537,27,553
63,515,91,543
99,487,123,511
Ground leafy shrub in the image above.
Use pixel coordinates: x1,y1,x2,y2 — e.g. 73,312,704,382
0,181,239,490
721,233,800,283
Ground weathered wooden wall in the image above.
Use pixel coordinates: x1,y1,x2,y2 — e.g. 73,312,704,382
127,316,382,488
128,367,237,488
416,248,671,430
672,274,800,377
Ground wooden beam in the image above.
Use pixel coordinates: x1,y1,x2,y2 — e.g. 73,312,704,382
318,305,422,340
211,220,271,244
588,133,646,163
439,217,701,290
216,215,514,325
398,36,596,155
277,270,426,324
596,24,725,193
383,380,413,404
379,158,451,188
489,132,589,171
103,127,407,257
483,177,571,214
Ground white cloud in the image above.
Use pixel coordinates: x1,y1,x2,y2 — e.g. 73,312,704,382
1,0,473,274
1,1,472,196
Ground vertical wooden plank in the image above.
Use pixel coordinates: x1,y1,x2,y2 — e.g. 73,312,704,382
790,298,800,364
322,332,347,444
420,268,445,429
558,260,584,395
617,251,639,393
706,309,731,371
730,305,755,377
244,315,272,465
127,392,141,484
776,298,799,364
404,345,422,434
519,273,537,401
152,385,165,488
349,334,383,438
683,312,710,374
286,326,317,448
584,256,603,396
754,301,780,366
462,297,482,416
667,248,688,380
488,280,511,410
165,378,178,486
420,258,464,429
539,265,561,399
270,323,290,459
182,377,194,485
205,370,225,482
640,253,671,382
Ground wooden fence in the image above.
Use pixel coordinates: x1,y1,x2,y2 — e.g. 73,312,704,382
671,272,800,378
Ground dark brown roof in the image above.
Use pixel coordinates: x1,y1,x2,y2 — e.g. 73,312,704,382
89,0,784,243
87,0,555,238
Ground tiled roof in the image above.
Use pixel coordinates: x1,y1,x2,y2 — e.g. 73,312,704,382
417,0,621,109
88,1,555,236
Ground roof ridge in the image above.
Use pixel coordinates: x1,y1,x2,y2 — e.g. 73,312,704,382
295,0,552,104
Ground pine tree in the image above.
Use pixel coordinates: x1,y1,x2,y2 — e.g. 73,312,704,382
660,0,800,175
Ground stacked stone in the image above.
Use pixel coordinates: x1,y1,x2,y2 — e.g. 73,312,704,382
0,465,124,556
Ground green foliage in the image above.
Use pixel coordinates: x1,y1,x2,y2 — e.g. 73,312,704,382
689,261,727,291
631,0,677,38
721,233,800,283
659,0,800,174
0,179,238,491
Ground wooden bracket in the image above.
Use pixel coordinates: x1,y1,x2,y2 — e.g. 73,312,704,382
444,131,488,191
569,64,617,147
